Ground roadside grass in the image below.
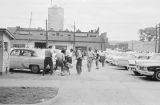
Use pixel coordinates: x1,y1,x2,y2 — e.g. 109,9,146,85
0,87,58,104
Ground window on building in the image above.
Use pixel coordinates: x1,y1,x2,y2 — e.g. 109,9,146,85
61,34,63,37
68,34,71,37
89,35,96,37
4,42,8,51
40,33,43,35
34,42,46,49
56,32,59,36
52,34,55,36
13,44,25,48
55,45,67,50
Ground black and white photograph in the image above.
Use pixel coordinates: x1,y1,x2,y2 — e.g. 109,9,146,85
0,0,160,105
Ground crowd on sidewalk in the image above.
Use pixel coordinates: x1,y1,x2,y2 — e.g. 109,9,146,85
43,46,106,76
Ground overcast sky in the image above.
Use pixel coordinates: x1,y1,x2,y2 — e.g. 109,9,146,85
0,0,160,41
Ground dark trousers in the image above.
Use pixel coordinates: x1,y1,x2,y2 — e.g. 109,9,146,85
101,56,105,67
43,57,53,75
54,59,64,72
76,58,82,74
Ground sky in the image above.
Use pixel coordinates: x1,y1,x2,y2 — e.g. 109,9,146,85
0,0,160,41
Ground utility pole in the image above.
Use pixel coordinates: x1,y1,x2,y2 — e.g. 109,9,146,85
27,12,32,48
28,12,32,35
73,22,76,50
158,23,160,53
131,40,133,51
46,19,48,48
155,25,158,53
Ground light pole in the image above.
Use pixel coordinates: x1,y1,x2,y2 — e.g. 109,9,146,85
155,25,158,53
46,19,48,48
73,22,76,50
158,23,160,53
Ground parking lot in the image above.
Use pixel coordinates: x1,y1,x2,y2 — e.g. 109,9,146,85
1,60,160,105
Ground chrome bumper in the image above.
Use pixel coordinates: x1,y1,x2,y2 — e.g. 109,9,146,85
137,69,154,76
127,66,136,71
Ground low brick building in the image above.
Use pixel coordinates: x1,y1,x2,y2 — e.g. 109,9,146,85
8,27,108,51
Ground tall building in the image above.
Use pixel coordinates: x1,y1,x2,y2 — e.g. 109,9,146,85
48,5,64,31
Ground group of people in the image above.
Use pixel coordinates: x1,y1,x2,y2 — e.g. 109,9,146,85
42,46,73,76
42,46,106,76
86,47,106,72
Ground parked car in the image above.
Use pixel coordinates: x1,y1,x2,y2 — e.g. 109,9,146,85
10,48,55,73
136,54,160,80
128,53,153,75
116,54,138,69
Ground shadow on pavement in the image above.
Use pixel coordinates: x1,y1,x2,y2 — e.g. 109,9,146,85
9,70,43,74
138,76,159,82
115,67,127,71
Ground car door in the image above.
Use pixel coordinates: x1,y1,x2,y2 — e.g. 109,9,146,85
10,49,22,69
20,49,32,69
28,51,44,69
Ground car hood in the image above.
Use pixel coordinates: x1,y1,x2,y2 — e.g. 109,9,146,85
128,60,136,65
118,57,137,61
136,60,160,67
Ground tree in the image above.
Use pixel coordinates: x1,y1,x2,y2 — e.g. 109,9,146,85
138,29,145,42
138,27,156,42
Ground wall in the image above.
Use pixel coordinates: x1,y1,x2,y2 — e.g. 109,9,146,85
0,32,3,74
2,33,11,73
11,39,103,50
9,27,108,51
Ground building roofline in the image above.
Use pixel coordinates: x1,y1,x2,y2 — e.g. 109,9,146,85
0,28,15,39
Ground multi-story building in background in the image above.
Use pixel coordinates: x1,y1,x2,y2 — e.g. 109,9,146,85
48,5,64,31
8,27,108,51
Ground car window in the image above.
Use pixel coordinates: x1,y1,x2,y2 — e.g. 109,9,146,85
21,50,32,57
10,49,20,56
31,52,38,57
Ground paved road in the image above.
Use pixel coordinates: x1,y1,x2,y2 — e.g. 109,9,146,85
1,60,160,105
53,61,160,105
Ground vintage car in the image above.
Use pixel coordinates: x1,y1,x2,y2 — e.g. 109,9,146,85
10,48,55,73
127,53,154,75
116,54,138,69
136,54,160,80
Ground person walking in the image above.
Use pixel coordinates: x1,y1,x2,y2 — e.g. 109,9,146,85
43,46,53,76
95,49,100,69
54,49,65,75
100,51,106,67
76,48,83,74
87,47,94,72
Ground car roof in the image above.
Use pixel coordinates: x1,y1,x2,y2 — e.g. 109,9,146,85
11,48,36,52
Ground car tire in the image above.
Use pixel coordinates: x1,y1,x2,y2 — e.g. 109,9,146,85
133,71,141,76
124,66,128,70
30,65,40,73
9,68,14,72
154,71,160,81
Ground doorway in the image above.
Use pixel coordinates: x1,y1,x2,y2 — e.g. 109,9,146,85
34,42,46,49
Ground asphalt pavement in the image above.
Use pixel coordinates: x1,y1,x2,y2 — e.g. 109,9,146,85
1,60,160,105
